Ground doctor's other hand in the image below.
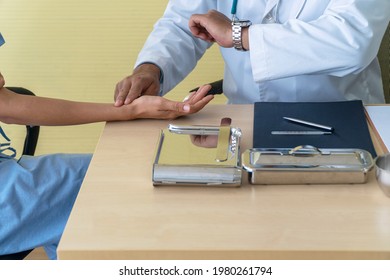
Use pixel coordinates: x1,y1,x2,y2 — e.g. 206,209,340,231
189,10,233,47
114,63,161,107
126,84,214,120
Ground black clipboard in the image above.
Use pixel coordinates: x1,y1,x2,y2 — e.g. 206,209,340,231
253,100,377,158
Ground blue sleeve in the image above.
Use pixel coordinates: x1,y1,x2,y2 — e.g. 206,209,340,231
0,33,5,47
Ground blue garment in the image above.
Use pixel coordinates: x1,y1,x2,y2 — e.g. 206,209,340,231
0,33,4,47
1,33,92,259
136,0,390,104
0,153,92,259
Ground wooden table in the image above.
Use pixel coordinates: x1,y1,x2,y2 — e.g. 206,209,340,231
58,105,390,259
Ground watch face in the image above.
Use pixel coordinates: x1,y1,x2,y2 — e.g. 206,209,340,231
240,20,252,27
233,20,252,27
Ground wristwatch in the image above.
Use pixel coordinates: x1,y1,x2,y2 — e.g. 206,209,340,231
232,19,252,51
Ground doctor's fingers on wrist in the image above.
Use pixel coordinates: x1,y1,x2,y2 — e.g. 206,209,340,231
141,82,160,97
114,78,133,106
124,80,158,105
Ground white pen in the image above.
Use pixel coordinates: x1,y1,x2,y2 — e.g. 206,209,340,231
271,130,332,135
283,117,334,131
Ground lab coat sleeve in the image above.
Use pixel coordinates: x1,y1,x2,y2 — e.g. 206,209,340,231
135,0,215,95
250,0,390,82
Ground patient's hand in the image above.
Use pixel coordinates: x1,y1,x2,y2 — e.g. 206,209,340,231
125,84,214,120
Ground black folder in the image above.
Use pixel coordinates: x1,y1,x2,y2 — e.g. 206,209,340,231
253,100,376,157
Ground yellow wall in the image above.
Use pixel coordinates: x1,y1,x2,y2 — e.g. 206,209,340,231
0,0,225,155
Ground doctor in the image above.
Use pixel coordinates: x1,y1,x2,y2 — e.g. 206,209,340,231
114,0,390,105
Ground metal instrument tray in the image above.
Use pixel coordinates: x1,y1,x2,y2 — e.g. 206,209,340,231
242,145,374,184
153,124,242,187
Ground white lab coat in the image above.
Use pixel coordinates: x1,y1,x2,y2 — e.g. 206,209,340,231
135,0,390,104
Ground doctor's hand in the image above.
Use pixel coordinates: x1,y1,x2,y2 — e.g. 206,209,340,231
126,84,214,120
189,10,250,50
189,10,233,47
114,63,161,107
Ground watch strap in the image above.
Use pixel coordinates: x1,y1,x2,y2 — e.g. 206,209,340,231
232,20,251,51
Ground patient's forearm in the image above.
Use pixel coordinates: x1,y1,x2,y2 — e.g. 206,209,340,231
0,88,129,126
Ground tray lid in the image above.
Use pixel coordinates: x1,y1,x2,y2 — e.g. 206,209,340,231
152,122,243,186
155,124,241,167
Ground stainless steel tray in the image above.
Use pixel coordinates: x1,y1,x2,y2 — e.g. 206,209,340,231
242,145,374,184
153,123,242,187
